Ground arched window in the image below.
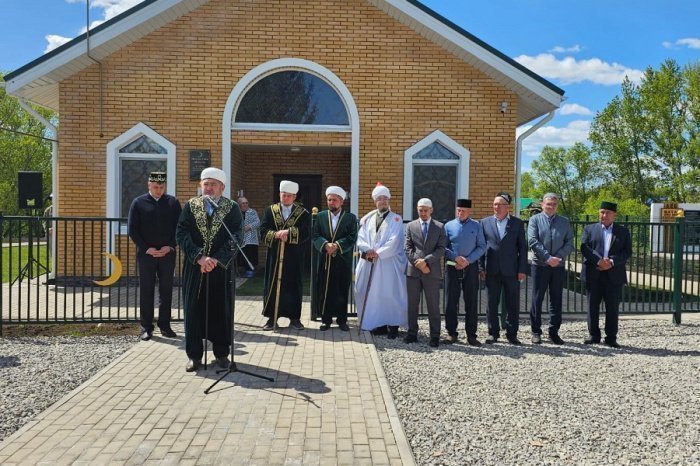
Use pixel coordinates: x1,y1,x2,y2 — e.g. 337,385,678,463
403,130,470,222
106,123,176,225
234,70,349,129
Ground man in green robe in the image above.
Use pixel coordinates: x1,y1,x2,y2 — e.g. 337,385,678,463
176,167,242,372
260,180,311,330
312,186,358,331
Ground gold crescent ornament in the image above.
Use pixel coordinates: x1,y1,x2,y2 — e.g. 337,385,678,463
93,252,123,286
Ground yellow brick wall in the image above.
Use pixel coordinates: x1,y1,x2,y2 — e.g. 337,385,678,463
57,0,518,274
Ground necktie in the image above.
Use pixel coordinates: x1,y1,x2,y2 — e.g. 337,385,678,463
422,222,428,240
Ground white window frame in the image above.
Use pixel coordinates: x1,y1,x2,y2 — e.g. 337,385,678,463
403,130,470,219
223,58,360,213
106,123,176,239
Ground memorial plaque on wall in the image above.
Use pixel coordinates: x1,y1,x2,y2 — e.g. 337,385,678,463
189,150,211,180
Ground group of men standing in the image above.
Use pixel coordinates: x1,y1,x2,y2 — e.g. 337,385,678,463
129,168,632,372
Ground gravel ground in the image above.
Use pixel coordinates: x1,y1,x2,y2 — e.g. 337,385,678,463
0,335,137,442
375,318,700,466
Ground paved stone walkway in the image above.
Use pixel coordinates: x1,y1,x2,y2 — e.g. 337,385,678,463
0,299,415,465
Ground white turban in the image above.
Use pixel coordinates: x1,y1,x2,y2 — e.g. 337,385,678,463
417,198,433,208
325,186,346,200
279,180,299,194
372,183,391,200
200,167,226,185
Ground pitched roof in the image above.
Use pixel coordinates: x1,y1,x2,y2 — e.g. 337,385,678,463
4,0,564,124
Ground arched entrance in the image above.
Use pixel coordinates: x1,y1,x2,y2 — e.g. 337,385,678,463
222,58,360,214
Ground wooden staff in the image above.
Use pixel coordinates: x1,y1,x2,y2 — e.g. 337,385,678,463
357,257,376,335
272,240,286,332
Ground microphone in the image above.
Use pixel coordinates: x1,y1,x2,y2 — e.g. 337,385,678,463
205,195,220,210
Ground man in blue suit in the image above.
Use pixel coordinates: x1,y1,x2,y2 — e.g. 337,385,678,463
479,192,527,345
580,201,632,348
527,193,574,345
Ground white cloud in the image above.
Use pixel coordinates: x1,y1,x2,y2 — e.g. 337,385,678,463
44,35,72,53
548,45,582,54
514,53,644,85
517,120,591,161
559,103,593,116
676,38,700,49
45,0,144,52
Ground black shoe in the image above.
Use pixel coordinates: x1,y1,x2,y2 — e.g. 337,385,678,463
140,331,152,341
159,326,177,338
549,333,565,345
507,336,522,345
485,335,498,344
370,326,388,335
262,319,275,331
467,337,482,347
338,322,350,332
443,334,458,344
531,333,542,344
604,338,620,348
403,334,417,344
216,356,230,369
583,337,601,345
290,319,305,330
387,326,399,339
185,359,201,372
429,337,439,348
319,324,330,331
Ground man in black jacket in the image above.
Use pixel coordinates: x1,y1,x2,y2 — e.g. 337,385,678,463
128,172,182,341
479,192,527,345
580,201,632,348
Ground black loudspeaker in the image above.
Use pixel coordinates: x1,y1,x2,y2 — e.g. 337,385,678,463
18,171,43,210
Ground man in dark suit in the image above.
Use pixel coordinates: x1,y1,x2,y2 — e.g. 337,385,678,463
580,201,632,348
404,198,447,347
479,192,527,345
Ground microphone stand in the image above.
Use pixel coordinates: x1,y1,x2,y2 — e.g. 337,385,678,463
203,197,273,395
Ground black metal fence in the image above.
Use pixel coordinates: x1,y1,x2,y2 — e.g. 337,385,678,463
1,214,698,334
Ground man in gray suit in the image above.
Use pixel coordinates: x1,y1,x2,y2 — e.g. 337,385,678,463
404,198,447,347
479,192,527,345
527,193,574,345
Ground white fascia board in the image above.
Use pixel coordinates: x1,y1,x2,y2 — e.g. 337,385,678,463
376,0,563,107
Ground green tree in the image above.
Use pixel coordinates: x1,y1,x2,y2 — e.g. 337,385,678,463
0,72,54,215
530,143,601,218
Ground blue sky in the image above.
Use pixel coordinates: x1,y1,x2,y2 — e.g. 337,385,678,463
2,0,699,170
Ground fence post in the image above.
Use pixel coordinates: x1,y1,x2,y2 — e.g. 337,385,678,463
672,216,684,325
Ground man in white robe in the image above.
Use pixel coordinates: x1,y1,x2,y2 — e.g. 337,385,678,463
355,183,408,338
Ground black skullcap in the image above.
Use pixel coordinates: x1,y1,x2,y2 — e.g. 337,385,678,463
600,201,617,212
149,172,167,183
497,192,512,204
456,199,472,208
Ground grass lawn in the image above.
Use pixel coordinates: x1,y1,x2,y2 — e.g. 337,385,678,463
237,271,311,296
1,245,50,283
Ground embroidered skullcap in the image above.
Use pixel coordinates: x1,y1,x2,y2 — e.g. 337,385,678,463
456,199,472,208
600,201,617,212
497,192,512,204
417,198,433,208
372,182,391,200
149,172,166,183
200,167,226,185
279,180,299,194
325,186,346,200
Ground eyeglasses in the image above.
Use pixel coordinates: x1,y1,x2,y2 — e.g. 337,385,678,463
492,203,508,207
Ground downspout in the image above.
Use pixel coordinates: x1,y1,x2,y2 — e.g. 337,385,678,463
16,95,59,280
86,0,105,138
514,110,555,217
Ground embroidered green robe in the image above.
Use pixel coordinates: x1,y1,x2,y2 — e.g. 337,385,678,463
260,203,311,320
311,209,358,322
176,196,242,358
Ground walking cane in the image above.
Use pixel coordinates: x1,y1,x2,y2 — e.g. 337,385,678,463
272,240,286,332
357,257,376,335
204,271,210,369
